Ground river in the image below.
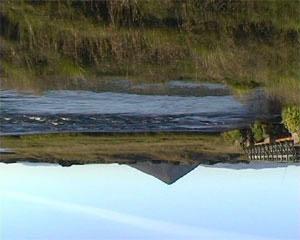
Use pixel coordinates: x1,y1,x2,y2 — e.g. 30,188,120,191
0,81,273,135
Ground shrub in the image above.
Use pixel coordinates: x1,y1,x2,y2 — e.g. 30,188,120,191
222,129,242,144
251,121,268,142
282,106,300,134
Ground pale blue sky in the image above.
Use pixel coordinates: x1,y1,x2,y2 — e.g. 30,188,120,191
0,163,299,240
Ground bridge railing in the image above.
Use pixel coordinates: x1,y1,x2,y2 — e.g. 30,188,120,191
244,141,299,162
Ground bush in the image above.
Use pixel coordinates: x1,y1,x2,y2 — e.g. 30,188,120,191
222,130,242,144
282,106,300,134
251,121,268,142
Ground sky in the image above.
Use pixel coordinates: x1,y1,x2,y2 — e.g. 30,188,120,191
0,162,299,240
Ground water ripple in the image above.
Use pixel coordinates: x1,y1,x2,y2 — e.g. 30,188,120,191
0,90,257,134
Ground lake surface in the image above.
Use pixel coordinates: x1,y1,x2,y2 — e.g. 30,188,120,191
0,162,299,240
0,82,273,135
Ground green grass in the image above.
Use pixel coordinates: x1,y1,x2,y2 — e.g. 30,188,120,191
0,0,299,104
0,132,243,165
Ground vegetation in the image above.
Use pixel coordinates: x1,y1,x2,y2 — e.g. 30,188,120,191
0,132,243,165
251,121,269,142
0,1,299,103
282,106,300,134
222,129,242,144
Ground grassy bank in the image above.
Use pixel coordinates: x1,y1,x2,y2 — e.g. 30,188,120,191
0,132,243,166
1,1,299,103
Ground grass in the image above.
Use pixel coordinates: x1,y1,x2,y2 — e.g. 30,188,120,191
0,1,299,104
0,132,243,166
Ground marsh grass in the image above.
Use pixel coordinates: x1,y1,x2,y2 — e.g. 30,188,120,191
0,132,242,164
0,1,299,104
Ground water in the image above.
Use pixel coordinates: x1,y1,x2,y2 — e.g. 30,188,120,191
1,162,299,240
0,85,266,135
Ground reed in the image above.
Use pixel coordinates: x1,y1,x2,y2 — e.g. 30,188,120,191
1,0,299,104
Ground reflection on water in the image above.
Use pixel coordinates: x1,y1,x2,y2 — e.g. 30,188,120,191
0,163,299,240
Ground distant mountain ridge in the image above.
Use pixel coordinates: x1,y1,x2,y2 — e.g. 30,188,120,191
129,161,199,185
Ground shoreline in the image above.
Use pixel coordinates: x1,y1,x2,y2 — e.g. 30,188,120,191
0,130,223,137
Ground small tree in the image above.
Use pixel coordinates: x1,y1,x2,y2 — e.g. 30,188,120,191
251,121,268,142
282,106,300,134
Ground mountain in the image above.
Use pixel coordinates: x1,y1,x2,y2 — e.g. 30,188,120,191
129,161,199,185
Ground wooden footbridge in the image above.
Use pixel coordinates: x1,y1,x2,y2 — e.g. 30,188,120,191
244,140,300,162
